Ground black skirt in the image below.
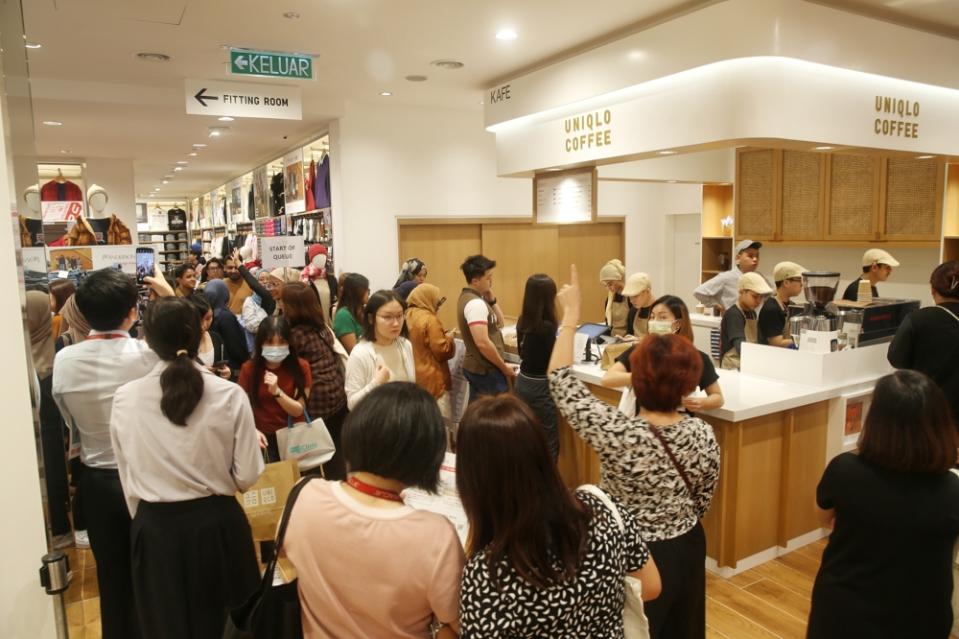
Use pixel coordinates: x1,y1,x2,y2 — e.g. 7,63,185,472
131,495,260,639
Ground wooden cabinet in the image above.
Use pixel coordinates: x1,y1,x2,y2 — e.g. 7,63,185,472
825,154,879,241
780,151,824,241
881,158,943,241
944,164,959,263
735,149,776,240
701,184,734,283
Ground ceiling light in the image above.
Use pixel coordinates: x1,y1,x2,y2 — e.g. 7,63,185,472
628,50,647,61
545,167,562,172
814,146,833,150
176,161,188,165
282,11,300,19
916,154,935,159
658,150,676,155
59,149,70,154
218,116,234,122
192,143,207,148
163,174,174,179
405,75,428,82
495,28,518,41
42,120,62,126
667,180,678,183
174,167,184,172
135,52,171,63
189,152,198,157
430,60,464,70
162,180,169,184
209,130,222,137
25,43,42,50
379,91,393,97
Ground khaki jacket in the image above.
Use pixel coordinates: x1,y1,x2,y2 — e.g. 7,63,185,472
406,284,456,398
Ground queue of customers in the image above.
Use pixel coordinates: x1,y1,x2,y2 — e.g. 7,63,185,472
27,247,959,638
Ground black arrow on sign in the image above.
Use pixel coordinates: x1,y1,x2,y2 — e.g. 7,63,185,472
194,88,219,107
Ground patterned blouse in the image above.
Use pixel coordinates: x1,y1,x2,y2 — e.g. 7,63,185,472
290,324,347,418
460,489,649,638
549,366,720,541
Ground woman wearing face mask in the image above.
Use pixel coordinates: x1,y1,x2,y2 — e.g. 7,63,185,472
187,294,232,380
602,295,724,414
345,290,415,411
238,317,311,462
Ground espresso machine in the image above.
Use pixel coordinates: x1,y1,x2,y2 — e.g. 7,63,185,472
796,271,841,353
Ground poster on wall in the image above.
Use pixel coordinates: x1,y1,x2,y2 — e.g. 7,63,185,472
230,177,243,223
253,166,269,219
22,247,47,273
91,245,137,274
49,248,93,273
283,149,306,215
260,235,305,270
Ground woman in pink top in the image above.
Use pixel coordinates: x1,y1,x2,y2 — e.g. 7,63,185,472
283,382,464,638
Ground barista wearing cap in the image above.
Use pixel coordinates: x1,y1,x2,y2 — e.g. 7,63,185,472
720,272,773,369
758,262,807,348
599,259,629,337
842,249,900,301
623,272,654,339
694,239,765,313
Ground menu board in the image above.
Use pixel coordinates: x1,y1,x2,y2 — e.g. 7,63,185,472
534,169,596,224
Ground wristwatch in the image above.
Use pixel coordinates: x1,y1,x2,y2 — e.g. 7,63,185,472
273,390,282,398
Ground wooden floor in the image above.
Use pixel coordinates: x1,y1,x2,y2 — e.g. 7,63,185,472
62,546,101,639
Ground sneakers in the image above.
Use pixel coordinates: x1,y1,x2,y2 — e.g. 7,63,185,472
74,530,90,548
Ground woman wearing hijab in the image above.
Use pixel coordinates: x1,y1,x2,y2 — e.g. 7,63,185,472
27,291,72,545
56,294,92,350
405,283,456,430
393,258,428,303
202,279,250,373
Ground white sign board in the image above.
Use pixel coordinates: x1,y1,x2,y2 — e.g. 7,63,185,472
22,247,46,273
184,78,302,120
92,245,137,274
260,236,305,270
535,171,594,224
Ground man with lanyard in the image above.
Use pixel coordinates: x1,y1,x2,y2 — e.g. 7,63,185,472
52,267,172,639
694,239,767,314
719,272,773,369
842,248,900,302
758,262,807,348
456,254,515,403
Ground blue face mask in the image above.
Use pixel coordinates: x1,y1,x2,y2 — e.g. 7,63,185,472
262,345,290,363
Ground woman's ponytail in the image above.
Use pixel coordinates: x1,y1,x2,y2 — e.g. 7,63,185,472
144,298,204,426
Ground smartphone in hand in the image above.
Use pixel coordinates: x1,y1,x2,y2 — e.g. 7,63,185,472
135,247,155,285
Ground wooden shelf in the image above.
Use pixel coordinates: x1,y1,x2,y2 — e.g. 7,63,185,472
702,235,733,241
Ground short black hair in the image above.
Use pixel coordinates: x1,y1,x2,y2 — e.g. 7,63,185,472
461,254,496,284
75,268,138,331
342,382,446,491
173,263,194,280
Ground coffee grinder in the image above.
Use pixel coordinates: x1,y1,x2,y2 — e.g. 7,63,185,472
799,271,841,353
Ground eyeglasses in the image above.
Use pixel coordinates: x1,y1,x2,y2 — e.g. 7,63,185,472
786,277,803,284
376,314,405,324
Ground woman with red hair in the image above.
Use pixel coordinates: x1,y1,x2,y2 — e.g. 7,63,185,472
548,265,720,639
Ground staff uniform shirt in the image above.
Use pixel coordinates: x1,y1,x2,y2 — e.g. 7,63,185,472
52,330,159,469
758,296,789,344
693,267,743,310
720,305,755,357
110,361,264,516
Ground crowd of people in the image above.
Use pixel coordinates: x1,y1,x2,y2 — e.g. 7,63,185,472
22,242,959,638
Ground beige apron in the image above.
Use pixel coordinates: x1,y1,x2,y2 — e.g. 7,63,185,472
721,306,759,370
632,312,649,337
608,298,630,338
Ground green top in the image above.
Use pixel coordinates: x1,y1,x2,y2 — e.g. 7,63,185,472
333,307,362,339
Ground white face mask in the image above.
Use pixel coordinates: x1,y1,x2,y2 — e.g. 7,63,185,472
197,349,214,366
648,319,676,335
262,345,290,363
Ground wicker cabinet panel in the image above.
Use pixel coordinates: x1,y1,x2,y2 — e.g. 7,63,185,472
736,150,775,239
884,158,939,239
781,151,822,239
828,154,875,238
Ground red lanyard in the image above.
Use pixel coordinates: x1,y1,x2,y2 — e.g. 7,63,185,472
345,476,404,503
86,333,127,341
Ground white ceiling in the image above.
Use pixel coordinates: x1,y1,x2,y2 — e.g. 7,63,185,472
21,0,959,200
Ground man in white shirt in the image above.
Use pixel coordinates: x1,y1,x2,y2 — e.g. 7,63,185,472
694,239,768,312
52,269,159,639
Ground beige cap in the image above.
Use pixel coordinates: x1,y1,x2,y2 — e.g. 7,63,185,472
739,272,773,295
773,261,807,282
862,248,900,268
622,272,651,297
269,267,301,283
599,259,625,283
735,239,762,254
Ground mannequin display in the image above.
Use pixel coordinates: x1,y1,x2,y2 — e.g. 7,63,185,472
40,169,83,202
66,184,132,246
19,184,45,247
300,244,338,319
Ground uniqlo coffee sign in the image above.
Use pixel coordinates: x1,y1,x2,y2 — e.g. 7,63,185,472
229,49,313,81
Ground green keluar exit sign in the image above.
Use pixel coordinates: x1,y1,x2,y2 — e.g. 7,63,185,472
230,49,313,80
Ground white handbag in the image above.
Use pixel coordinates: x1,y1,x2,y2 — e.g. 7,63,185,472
276,407,335,471
578,484,651,639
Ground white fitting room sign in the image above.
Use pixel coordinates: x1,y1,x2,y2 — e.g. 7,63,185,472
184,79,302,120
260,236,305,270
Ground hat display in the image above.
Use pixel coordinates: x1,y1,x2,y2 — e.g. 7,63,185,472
862,248,900,268
773,261,807,282
622,272,652,297
738,272,773,295
735,239,762,254
599,259,626,283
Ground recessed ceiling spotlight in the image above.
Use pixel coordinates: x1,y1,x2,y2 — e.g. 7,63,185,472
174,167,184,172
667,180,678,183
430,59,464,70
176,161,188,165
282,11,300,19
188,152,198,156
405,75,428,82
25,42,42,50
658,150,676,155
163,174,174,179
379,91,393,97
916,154,935,159
135,52,171,63
209,130,222,137
628,50,647,61
218,116,235,122
814,146,833,151
162,180,169,184
59,149,70,154
495,28,518,41
192,143,207,149
42,120,62,126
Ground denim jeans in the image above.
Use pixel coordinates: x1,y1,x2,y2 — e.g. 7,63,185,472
463,368,508,403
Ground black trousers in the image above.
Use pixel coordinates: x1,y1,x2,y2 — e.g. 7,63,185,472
644,522,707,639
319,405,348,480
80,465,141,639
514,373,559,459
131,495,260,639
38,375,70,536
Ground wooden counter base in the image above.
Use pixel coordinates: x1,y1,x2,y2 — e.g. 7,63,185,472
558,382,829,575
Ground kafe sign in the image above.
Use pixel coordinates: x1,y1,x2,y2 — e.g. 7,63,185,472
184,79,302,120
260,236,305,270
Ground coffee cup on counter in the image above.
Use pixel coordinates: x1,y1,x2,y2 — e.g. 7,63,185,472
695,303,706,315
